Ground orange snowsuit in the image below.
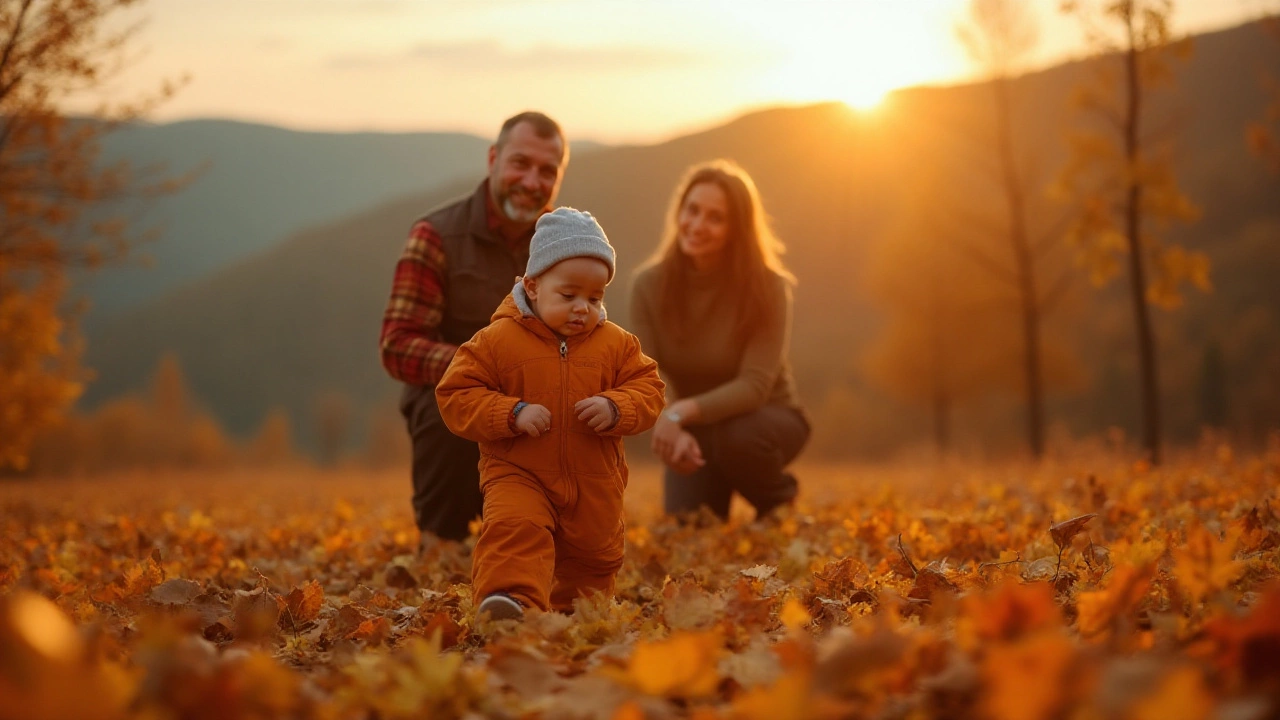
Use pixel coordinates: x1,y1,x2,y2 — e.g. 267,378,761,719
436,293,665,612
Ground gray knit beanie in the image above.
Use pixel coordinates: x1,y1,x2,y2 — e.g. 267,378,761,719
525,207,616,282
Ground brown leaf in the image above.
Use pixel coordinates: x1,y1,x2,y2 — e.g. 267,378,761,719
419,610,462,649
662,579,723,631
1049,513,1097,550
232,587,280,641
366,591,401,611
489,647,567,695
908,568,957,602
335,603,372,635
813,557,865,600
725,578,774,632
384,564,418,590
190,592,232,628
283,580,325,625
203,619,234,644
149,578,202,606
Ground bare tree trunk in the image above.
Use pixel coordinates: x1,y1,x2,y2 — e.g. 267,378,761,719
929,284,951,458
933,388,951,458
993,75,1046,458
1123,7,1163,464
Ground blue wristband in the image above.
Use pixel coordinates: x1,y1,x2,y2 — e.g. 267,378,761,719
511,401,529,418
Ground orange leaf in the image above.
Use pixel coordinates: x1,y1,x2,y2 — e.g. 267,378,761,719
1075,564,1153,639
282,580,324,625
981,633,1076,720
346,616,392,645
960,580,1060,647
730,670,812,720
627,631,722,698
1129,666,1213,720
1172,527,1244,604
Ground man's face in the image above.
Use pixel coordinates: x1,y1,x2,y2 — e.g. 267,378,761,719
488,122,566,226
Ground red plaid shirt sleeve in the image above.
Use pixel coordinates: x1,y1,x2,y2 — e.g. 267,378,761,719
379,220,457,386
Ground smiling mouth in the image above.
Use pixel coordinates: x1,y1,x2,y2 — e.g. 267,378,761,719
509,189,544,206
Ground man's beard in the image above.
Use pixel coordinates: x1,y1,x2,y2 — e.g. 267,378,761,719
498,187,545,224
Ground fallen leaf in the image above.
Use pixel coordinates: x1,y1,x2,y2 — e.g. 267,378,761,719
981,633,1076,720
1076,565,1153,640
740,564,777,581
1173,527,1244,604
779,598,812,632
1129,665,1213,720
282,580,325,625
149,579,202,606
627,631,722,698
1049,514,1097,550
384,564,418,590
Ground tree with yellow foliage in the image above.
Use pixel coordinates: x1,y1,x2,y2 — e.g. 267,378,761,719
1056,0,1207,464
0,270,82,469
0,0,181,470
954,0,1082,459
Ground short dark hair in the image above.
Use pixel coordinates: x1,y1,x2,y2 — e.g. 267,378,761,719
496,111,567,155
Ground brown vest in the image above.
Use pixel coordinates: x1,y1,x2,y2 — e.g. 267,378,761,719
400,182,531,419
429,182,530,346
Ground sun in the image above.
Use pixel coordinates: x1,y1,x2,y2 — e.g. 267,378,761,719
745,2,964,112
840,79,894,112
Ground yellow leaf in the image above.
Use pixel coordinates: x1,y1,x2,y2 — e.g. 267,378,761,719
779,598,811,632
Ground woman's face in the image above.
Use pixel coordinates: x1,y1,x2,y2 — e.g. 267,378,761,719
677,182,731,270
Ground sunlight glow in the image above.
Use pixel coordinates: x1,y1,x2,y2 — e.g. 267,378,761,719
745,1,967,112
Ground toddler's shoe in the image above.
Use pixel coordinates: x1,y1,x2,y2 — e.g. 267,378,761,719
477,593,524,621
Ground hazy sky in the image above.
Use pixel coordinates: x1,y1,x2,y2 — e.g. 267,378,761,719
93,0,1270,144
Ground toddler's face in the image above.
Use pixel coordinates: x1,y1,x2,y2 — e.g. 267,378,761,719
524,257,610,337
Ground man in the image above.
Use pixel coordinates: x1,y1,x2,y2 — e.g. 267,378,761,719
380,111,569,543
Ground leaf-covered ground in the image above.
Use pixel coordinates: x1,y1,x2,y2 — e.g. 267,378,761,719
2,447,1279,720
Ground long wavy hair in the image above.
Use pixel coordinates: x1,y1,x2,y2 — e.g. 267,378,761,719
638,159,795,341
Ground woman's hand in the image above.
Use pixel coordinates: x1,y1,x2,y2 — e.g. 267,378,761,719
667,430,705,475
650,411,683,461
652,399,704,472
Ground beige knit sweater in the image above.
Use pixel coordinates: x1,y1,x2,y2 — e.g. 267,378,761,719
628,263,802,425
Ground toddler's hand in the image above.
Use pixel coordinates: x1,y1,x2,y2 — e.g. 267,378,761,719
514,404,552,437
574,396,618,433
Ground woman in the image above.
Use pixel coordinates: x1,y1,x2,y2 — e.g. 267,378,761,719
629,159,810,521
